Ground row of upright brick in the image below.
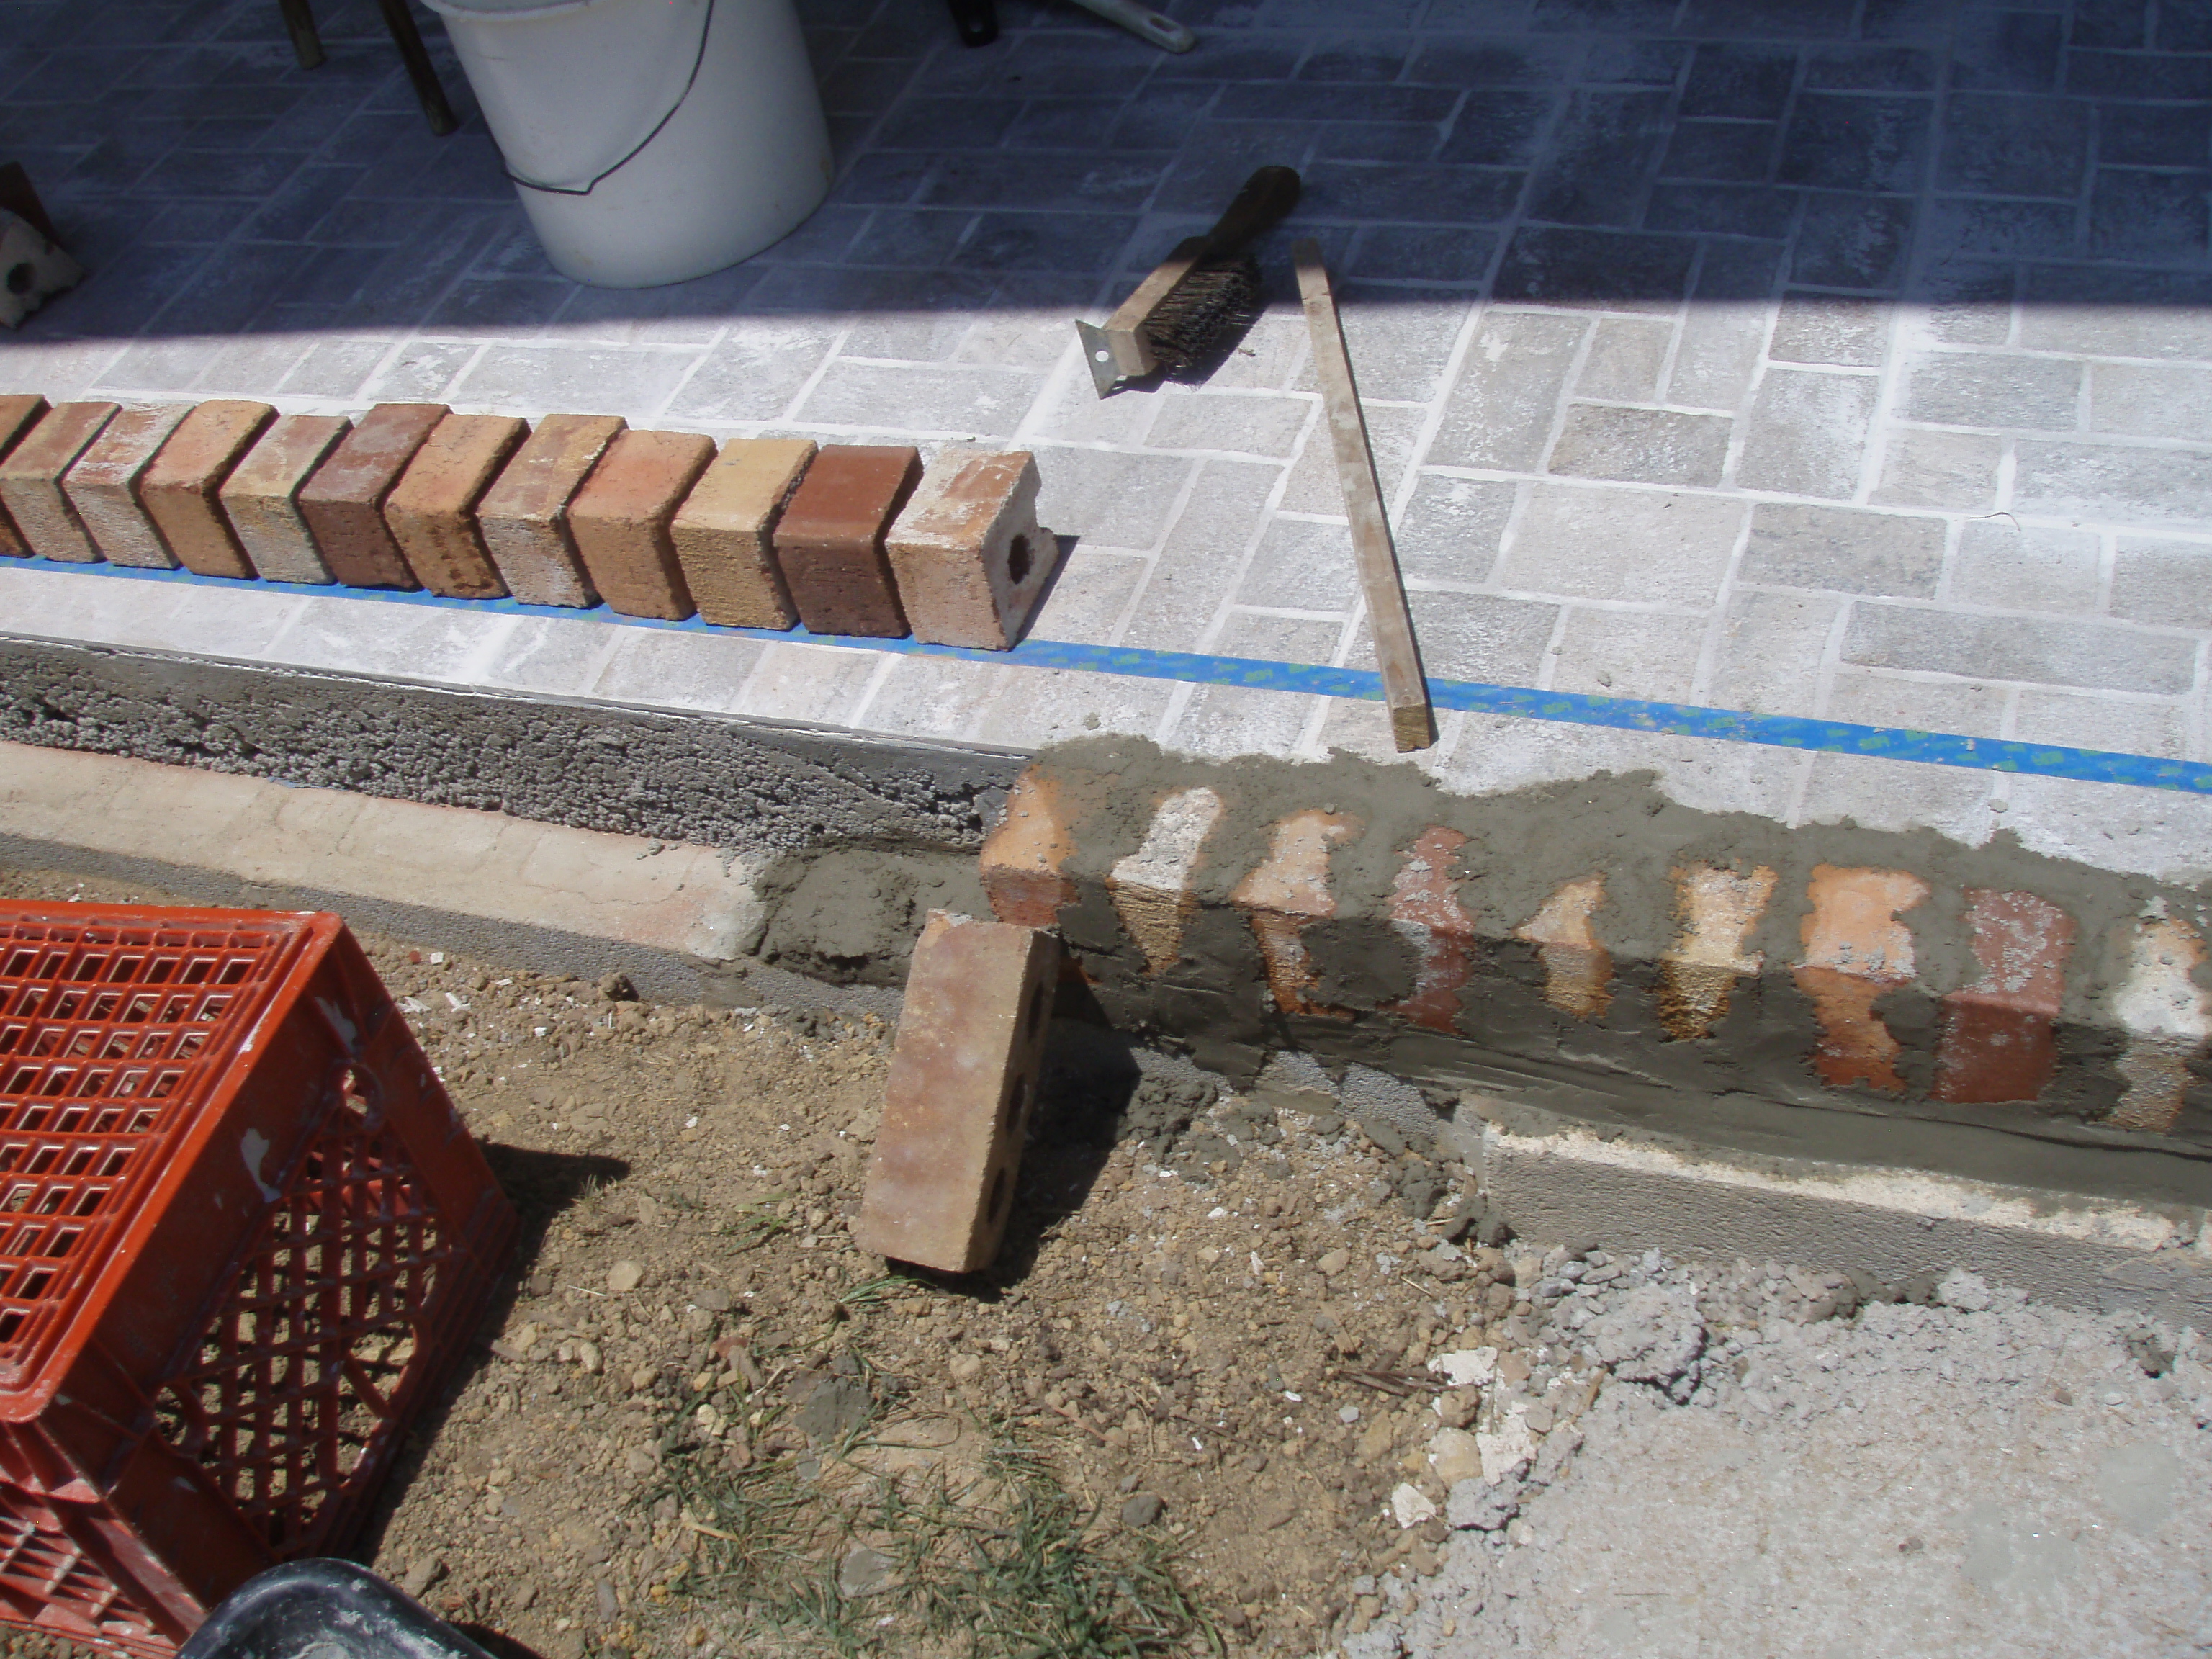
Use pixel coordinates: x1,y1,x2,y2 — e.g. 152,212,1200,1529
981,765,2210,1139
0,395,1057,649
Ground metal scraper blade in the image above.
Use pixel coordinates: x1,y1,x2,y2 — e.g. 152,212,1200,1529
1075,320,1125,397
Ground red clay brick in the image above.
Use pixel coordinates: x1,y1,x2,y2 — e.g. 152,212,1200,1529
669,437,816,629
220,414,352,585
1933,889,2075,1105
1657,863,1777,1041
0,401,118,562
886,447,1057,649
1514,875,1612,1020
771,444,922,637
1387,826,1474,1034
478,412,627,607
854,910,1060,1274
1793,865,1928,1094
385,413,527,599
567,429,714,620
980,770,1080,930
64,403,194,567
297,402,449,589
1233,809,1362,1020
138,400,276,580
1109,786,1227,976
0,394,52,556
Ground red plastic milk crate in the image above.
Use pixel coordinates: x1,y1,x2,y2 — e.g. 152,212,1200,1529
0,903,516,1654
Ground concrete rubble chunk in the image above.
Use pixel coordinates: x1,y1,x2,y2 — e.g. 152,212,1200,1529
855,909,1060,1274
0,401,119,562
771,444,922,638
140,400,276,579
220,413,353,584
669,436,817,629
385,412,527,599
478,411,627,607
885,446,1058,649
298,401,449,589
0,394,54,555
63,403,194,568
567,428,714,620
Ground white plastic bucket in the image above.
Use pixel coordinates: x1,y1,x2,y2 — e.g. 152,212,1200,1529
423,0,833,288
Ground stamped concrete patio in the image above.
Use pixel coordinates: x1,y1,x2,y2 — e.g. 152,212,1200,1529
6,0,2212,875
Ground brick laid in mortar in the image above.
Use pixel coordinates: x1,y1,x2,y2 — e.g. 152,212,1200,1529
567,429,714,620
0,402,119,562
668,437,815,629
772,445,922,638
1935,889,2076,1106
1233,809,1362,1020
886,447,1056,650
477,413,626,607
0,395,52,556
139,400,276,579
855,909,1059,1273
221,414,352,584
64,403,195,568
385,413,526,599
297,402,448,589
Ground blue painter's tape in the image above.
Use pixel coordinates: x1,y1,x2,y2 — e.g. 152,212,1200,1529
15,556,2212,796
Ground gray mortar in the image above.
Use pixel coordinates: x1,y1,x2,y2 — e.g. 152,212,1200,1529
1024,738,2212,1205
0,639,1021,856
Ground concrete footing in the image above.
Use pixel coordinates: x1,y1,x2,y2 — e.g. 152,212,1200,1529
1478,1110,2211,1327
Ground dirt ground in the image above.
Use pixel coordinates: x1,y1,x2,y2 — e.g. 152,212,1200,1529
0,870,1583,1659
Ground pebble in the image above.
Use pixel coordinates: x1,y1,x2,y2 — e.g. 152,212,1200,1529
607,1259,646,1294
1121,1493,1164,1528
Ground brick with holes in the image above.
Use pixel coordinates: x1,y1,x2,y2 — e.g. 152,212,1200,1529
886,447,1058,649
854,910,1059,1274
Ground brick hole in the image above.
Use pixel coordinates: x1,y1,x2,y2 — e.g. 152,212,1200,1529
1007,533,1034,587
988,1165,1010,1221
1026,979,1047,1036
1000,1077,1028,1138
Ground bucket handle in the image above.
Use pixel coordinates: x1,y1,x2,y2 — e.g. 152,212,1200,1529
501,0,716,197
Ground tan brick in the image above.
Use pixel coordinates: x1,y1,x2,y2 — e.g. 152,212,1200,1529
0,400,118,561
569,429,715,620
65,403,195,567
669,437,816,629
1793,865,1929,1094
385,413,528,598
980,770,1079,929
855,910,1060,1273
138,400,276,578
1387,826,1474,1034
297,401,449,588
1233,809,1362,1019
772,445,922,637
1658,863,1776,1040
1109,786,1226,975
2108,909,2211,1133
220,413,353,584
1515,875,1611,1020
479,412,627,607
0,393,52,556
886,447,1057,649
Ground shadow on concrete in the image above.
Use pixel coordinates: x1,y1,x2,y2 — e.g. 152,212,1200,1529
9,0,2211,350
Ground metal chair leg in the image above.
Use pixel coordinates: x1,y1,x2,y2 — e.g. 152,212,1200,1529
276,0,326,70
375,0,459,136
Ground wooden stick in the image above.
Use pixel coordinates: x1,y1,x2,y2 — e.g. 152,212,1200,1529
1292,239,1435,752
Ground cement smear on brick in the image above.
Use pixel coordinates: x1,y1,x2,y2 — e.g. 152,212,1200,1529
1020,739,2211,1209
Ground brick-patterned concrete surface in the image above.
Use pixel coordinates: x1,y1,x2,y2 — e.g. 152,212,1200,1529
6,0,2212,857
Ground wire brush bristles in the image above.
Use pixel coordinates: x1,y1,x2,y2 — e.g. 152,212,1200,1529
1142,255,1264,373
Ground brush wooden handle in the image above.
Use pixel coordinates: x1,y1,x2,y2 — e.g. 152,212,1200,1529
1200,166,1301,260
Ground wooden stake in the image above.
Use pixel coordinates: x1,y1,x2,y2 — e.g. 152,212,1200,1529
1292,239,1435,752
